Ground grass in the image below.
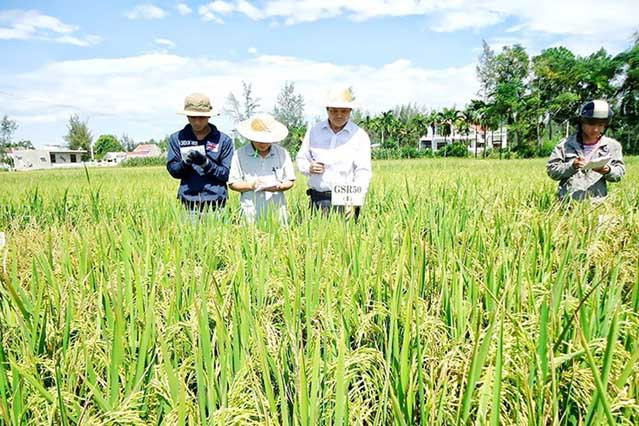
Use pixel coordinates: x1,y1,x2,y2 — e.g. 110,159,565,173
0,157,638,425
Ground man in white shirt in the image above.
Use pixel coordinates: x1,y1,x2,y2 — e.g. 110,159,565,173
296,87,372,219
228,114,296,224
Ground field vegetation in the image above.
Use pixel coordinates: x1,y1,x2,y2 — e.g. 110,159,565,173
0,158,638,425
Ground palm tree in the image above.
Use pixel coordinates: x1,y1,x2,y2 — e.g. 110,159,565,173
427,110,440,151
440,107,461,144
456,112,471,145
410,113,430,150
465,100,487,158
380,111,397,148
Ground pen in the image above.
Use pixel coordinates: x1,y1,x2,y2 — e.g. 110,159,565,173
272,167,282,182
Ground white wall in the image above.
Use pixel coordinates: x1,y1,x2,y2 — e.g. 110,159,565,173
10,150,50,170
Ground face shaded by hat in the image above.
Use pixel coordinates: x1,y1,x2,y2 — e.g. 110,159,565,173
177,93,214,117
237,114,288,143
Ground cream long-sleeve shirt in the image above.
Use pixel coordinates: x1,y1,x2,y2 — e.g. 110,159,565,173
296,120,372,193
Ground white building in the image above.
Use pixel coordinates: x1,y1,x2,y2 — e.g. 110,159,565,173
126,143,162,159
419,125,508,153
9,146,88,171
103,151,128,164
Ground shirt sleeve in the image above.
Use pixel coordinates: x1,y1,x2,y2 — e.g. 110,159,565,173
202,137,233,182
604,143,625,182
281,148,296,181
228,149,242,184
546,142,577,181
295,128,312,176
353,130,372,193
166,133,189,179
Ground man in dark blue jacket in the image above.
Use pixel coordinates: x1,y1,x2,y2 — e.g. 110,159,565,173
167,93,234,211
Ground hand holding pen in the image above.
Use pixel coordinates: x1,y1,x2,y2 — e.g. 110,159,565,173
309,150,325,175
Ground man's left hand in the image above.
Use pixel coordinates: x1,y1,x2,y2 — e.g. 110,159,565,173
188,150,208,167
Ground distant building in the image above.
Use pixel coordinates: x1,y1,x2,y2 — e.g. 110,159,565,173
103,151,128,164
9,146,87,171
127,144,162,159
419,125,508,153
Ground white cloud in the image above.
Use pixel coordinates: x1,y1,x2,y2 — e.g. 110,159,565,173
248,47,258,54
0,9,99,46
1,53,478,146
198,1,263,22
198,4,225,23
431,9,503,32
154,38,176,48
54,34,102,47
208,1,234,14
175,3,192,15
125,3,168,20
193,0,637,49
235,0,263,20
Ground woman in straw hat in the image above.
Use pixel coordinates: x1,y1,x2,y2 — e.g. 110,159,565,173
228,113,296,224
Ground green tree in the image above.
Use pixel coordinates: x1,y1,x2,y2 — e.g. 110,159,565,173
64,114,93,160
439,107,461,144
476,40,497,101
465,100,486,157
157,135,170,152
0,115,18,147
379,111,398,148
224,81,261,124
577,48,619,101
94,135,123,160
273,81,305,128
491,45,530,154
273,81,306,152
613,32,639,154
286,126,306,157
409,113,430,150
0,115,19,165
392,103,427,148
531,47,581,137
120,133,136,152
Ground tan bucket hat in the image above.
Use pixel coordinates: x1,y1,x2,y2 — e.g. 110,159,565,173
325,87,357,109
177,92,214,117
237,114,288,144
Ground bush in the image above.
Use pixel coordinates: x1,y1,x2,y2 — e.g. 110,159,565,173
372,147,434,160
436,142,468,157
120,156,165,167
539,136,562,157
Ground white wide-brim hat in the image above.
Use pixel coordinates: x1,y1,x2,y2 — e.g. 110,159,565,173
176,92,214,117
237,113,289,143
325,87,357,109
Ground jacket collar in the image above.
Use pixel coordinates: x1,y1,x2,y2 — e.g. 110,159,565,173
566,134,611,156
321,119,355,134
183,123,219,142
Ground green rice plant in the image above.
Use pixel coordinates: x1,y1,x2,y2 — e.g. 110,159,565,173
0,158,637,424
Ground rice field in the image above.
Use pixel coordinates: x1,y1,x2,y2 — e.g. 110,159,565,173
0,158,638,425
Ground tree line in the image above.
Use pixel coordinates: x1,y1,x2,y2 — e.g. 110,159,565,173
354,33,639,158
2,33,637,165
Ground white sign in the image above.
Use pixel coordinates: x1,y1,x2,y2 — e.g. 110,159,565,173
331,184,365,206
180,145,205,161
0,232,5,250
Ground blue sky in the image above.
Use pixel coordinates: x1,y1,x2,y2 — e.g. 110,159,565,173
1,0,637,147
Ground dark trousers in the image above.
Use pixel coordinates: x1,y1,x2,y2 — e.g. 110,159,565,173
181,199,225,212
306,189,360,219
